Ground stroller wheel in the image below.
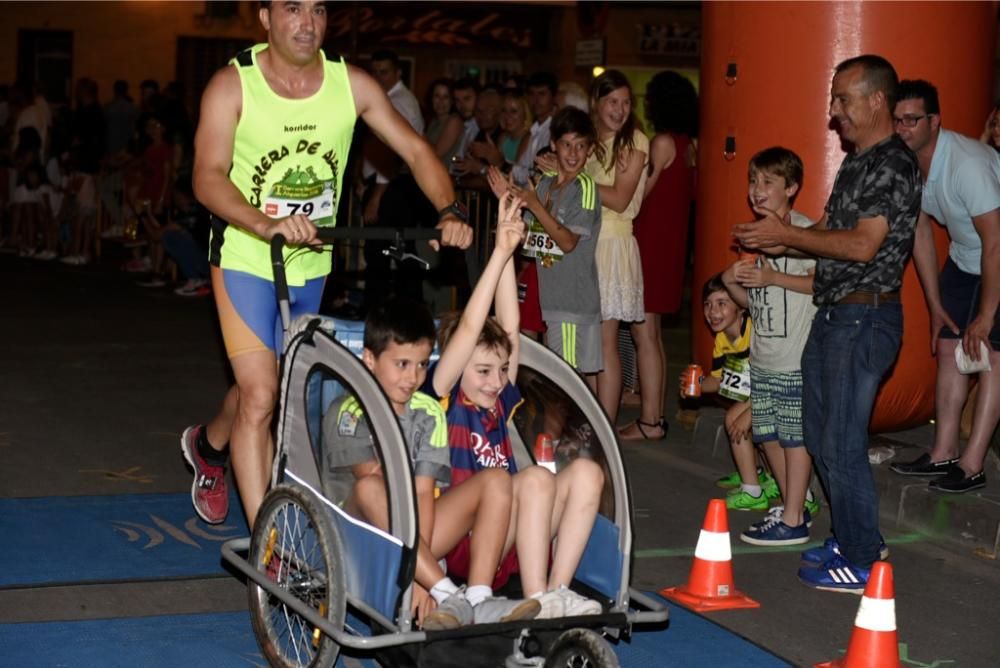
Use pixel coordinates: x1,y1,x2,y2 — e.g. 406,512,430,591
545,628,619,668
248,484,346,668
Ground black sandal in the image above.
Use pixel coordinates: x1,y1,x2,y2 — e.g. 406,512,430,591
619,418,667,441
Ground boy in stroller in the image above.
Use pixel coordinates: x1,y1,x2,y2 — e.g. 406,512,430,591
322,197,540,630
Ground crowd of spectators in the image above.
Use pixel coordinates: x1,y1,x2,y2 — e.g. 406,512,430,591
0,76,210,296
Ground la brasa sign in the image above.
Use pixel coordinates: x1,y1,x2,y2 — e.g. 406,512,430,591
327,6,542,49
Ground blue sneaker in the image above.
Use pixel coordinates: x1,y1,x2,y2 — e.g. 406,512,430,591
800,536,890,566
740,513,809,546
798,554,870,594
748,506,812,531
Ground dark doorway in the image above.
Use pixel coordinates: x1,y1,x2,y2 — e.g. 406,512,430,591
175,36,253,121
17,30,73,106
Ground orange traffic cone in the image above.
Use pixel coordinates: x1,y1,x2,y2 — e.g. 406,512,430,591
660,499,759,611
815,562,901,667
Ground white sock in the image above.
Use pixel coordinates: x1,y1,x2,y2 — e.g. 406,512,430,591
740,483,762,497
806,488,815,502
465,584,493,607
429,577,459,604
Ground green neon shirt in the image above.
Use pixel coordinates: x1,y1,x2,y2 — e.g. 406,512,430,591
211,44,356,285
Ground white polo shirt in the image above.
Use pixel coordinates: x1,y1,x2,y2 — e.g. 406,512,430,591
923,128,1000,275
511,115,552,186
364,79,425,184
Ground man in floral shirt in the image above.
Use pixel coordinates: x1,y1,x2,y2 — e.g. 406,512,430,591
734,54,921,593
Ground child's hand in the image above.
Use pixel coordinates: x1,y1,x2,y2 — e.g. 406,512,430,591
678,369,700,398
534,152,558,174
734,261,775,288
726,404,752,444
486,165,510,200
411,584,437,626
510,180,541,211
732,207,791,252
496,194,527,255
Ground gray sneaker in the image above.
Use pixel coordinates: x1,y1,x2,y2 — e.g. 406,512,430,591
472,595,541,624
422,589,473,631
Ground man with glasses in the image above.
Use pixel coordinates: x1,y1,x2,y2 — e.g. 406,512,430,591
733,55,921,593
889,79,1000,493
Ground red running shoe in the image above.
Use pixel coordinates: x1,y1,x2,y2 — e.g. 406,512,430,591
180,425,229,524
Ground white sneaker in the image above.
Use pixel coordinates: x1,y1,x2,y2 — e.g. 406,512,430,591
472,595,540,624
532,590,566,619
553,586,602,616
101,223,124,239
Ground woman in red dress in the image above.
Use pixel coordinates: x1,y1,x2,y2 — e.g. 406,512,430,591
619,71,698,440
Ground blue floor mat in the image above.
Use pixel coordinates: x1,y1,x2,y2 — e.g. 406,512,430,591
0,598,790,667
1,491,248,587
614,595,791,666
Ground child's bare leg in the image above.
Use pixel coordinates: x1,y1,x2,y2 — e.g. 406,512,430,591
781,446,813,527
596,319,622,424
761,440,785,494
351,472,448,589
431,468,512,587
725,402,758,486
547,458,603,590
505,466,557,596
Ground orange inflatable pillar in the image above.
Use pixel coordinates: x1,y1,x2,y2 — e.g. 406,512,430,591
693,1,996,432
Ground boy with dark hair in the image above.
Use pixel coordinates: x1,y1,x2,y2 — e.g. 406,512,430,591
322,215,540,629
722,146,821,545
680,275,767,508
488,107,603,384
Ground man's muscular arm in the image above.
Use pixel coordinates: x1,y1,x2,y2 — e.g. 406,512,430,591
192,66,318,245
349,66,472,249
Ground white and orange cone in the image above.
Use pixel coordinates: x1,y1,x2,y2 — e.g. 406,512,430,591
660,499,760,611
815,561,901,667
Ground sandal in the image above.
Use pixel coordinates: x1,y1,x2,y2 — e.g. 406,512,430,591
618,418,667,441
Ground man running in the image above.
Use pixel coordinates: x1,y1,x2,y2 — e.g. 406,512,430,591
181,0,472,528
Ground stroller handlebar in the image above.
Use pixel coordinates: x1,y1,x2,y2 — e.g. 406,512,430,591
270,226,444,336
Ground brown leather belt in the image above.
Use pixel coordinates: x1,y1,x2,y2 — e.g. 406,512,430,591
836,291,900,306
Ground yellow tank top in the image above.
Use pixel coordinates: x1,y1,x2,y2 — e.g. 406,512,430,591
211,44,356,285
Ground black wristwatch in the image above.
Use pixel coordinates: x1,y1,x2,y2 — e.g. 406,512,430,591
438,200,469,223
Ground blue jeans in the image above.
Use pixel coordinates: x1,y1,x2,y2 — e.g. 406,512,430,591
161,227,209,281
801,302,902,568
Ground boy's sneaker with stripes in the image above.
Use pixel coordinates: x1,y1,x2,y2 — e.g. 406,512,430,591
180,425,229,524
798,554,869,594
800,536,889,566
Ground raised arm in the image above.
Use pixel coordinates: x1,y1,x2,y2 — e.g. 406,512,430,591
430,196,526,396
349,65,471,249
494,236,521,384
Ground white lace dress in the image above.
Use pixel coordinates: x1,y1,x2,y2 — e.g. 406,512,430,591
585,129,648,322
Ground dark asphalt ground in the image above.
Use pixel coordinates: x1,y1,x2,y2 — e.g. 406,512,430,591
2,254,999,667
